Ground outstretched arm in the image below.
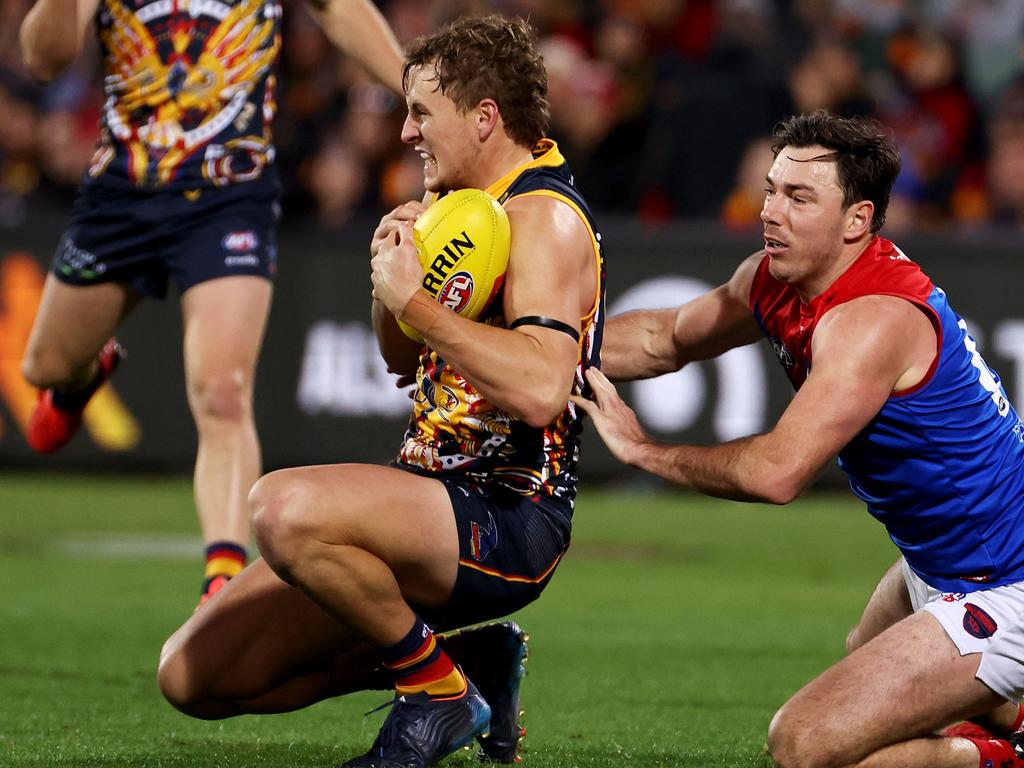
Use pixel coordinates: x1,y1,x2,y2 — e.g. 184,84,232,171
601,253,764,381
574,294,935,503
306,0,404,94
20,0,101,81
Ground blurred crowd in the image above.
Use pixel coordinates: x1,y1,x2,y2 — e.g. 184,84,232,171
2,0,1024,233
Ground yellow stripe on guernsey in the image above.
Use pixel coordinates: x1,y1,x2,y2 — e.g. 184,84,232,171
484,140,602,329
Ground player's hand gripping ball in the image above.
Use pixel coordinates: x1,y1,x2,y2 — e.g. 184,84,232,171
398,188,511,343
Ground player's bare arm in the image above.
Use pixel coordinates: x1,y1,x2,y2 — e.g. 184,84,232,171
575,294,936,503
304,0,404,94
374,194,593,427
601,253,763,381
20,0,101,81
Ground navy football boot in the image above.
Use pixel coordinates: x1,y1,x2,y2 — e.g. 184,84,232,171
440,622,529,763
341,676,491,768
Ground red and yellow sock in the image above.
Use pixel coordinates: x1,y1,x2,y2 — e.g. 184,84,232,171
381,617,466,697
201,541,246,601
958,736,1020,768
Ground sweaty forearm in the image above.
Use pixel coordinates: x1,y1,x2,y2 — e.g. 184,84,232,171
629,435,803,505
601,309,683,381
372,299,421,376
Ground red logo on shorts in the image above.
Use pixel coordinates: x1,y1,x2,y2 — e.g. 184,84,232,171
469,513,498,562
963,603,998,639
439,272,474,313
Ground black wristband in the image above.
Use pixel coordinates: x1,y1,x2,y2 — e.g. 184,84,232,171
509,315,581,343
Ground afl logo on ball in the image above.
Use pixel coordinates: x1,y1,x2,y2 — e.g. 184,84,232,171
439,271,474,313
963,603,998,639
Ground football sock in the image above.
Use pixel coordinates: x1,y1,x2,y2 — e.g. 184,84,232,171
201,541,247,597
381,616,466,697
959,736,1020,768
1011,703,1024,733
50,365,105,410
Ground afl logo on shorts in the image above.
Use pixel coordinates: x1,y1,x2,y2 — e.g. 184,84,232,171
963,603,998,639
438,271,474,313
222,231,260,252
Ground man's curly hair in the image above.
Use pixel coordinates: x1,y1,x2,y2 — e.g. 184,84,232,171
403,15,550,148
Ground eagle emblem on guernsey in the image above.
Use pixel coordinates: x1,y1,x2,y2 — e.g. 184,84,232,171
96,0,280,185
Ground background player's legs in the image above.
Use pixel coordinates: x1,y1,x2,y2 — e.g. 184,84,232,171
767,611,1008,768
181,276,272,600
22,276,140,389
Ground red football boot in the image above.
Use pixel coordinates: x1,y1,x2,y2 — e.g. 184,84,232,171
27,339,124,453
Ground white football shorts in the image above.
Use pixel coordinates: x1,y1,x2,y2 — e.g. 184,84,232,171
902,558,1024,702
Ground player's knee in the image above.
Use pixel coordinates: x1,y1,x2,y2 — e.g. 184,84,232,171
767,707,841,768
157,636,220,720
250,472,315,577
22,346,75,389
188,368,252,425
845,625,863,655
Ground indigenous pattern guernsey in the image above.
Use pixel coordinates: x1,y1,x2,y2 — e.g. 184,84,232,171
88,0,281,190
750,236,1024,593
398,140,605,506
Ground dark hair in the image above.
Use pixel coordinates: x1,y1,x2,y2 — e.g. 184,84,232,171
403,15,550,148
771,111,901,233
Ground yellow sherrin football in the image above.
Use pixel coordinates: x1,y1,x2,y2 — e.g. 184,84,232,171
398,188,512,343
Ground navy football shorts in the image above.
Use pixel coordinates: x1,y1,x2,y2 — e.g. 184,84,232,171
406,472,572,631
51,177,279,298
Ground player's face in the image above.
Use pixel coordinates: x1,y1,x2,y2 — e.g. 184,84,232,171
760,145,851,293
401,64,482,193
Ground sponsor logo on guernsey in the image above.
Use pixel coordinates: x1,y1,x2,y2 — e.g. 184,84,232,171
222,231,260,253
469,512,498,562
940,592,966,603
963,603,998,639
438,271,474,313
768,336,795,368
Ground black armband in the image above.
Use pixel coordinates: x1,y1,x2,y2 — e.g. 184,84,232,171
509,315,580,343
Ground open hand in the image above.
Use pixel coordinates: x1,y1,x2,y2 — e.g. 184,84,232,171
569,367,651,466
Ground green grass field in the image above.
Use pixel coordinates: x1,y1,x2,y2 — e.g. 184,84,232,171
0,473,899,767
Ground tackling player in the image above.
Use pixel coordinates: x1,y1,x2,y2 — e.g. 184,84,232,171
157,15,606,768
573,111,1024,768
18,0,404,604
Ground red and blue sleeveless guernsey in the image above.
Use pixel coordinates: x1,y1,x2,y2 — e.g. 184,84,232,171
397,140,605,508
750,236,1024,593
86,0,281,190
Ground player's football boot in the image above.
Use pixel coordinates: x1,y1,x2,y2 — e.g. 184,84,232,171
440,622,529,763
340,676,491,768
27,339,124,454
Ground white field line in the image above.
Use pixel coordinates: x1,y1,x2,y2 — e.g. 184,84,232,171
54,533,206,559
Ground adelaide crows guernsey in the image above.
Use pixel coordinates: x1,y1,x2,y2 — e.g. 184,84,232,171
750,236,1024,593
397,140,605,507
87,0,281,190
